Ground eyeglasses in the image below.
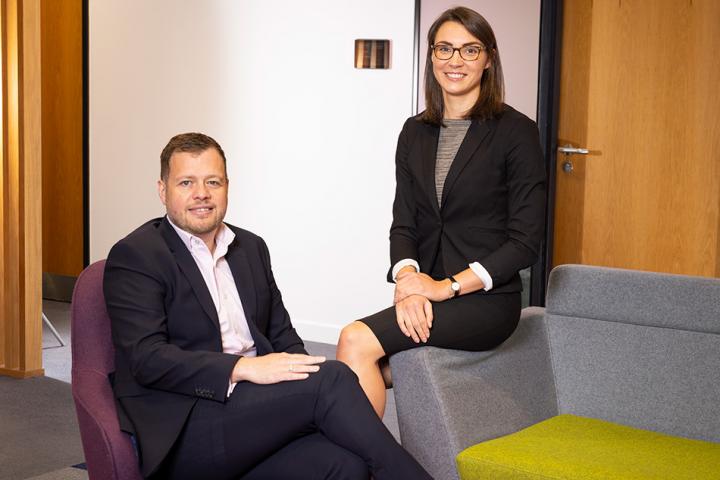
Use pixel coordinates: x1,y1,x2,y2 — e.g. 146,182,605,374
432,44,486,61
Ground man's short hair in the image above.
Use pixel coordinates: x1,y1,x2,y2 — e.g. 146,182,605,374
160,132,227,180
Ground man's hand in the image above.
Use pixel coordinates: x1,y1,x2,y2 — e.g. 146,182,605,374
395,294,434,343
395,271,451,303
231,353,326,384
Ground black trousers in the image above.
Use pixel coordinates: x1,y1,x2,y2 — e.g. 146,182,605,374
159,361,431,480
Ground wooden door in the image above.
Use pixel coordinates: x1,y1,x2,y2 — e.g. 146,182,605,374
553,0,720,277
41,0,84,277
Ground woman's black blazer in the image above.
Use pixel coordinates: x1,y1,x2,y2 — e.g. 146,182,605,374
388,105,546,294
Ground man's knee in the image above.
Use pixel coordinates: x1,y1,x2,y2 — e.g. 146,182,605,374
319,360,358,383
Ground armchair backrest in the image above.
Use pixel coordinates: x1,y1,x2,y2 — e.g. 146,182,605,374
71,260,114,374
545,264,720,442
71,260,142,480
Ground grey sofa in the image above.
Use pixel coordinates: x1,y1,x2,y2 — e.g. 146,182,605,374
389,264,720,480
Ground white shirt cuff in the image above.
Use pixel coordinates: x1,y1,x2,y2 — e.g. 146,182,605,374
227,380,237,398
392,259,420,281
469,262,493,291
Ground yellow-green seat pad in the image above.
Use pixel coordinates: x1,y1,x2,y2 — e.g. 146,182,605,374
456,414,720,479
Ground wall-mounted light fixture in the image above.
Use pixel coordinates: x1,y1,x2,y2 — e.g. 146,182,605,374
354,39,391,69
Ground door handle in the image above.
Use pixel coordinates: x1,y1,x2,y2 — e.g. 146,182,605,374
558,144,589,174
557,144,589,155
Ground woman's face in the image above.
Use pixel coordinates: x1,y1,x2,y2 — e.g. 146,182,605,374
431,21,490,103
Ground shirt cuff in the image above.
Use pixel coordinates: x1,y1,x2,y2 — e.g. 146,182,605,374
469,262,493,291
392,259,420,281
227,380,237,398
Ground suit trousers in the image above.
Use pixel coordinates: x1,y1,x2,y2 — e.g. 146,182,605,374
157,361,431,480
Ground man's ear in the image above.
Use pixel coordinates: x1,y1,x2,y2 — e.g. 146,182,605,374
157,179,167,205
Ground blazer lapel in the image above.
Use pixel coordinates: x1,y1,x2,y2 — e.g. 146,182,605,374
440,118,492,208
224,239,273,353
224,242,257,325
420,123,442,215
159,219,220,330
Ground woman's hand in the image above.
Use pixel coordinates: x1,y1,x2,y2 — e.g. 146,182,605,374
395,271,451,303
395,294,433,343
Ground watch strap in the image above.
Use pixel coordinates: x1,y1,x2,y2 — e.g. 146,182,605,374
448,276,460,298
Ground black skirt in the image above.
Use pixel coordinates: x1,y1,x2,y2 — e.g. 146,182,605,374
358,292,521,356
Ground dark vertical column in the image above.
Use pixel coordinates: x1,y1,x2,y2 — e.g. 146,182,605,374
531,0,563,307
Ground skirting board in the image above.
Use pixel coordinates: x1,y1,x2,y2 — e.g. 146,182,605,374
293,320,342,346
43,273,77,302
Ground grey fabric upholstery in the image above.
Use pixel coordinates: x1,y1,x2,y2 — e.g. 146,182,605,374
546,264,720,333
546,265,720,442
547,314,720,442
390,265,720,479
390,307,557,480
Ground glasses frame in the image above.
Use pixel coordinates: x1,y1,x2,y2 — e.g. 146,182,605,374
431,44,486,61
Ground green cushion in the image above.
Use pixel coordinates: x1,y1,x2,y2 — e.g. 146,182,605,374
456,414,720,480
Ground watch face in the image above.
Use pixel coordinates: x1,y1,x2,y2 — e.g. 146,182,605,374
451,282,460,292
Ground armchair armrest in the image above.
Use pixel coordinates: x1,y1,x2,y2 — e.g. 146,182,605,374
389,307,558,480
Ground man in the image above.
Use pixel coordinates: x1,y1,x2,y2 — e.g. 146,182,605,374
104,133,432,479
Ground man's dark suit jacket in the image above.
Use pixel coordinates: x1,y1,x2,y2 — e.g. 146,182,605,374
388,105,546,292
103,217,307,477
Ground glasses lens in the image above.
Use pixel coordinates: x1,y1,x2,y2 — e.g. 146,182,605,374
461,46,482,60
434,45,454,60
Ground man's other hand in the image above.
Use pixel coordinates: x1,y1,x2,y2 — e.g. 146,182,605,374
231,353,326,384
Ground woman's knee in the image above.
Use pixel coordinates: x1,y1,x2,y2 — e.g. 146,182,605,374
337,322,384,360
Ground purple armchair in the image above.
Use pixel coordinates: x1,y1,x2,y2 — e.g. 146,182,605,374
71,260,142,480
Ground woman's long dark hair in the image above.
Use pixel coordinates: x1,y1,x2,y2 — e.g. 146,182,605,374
421,7,505,125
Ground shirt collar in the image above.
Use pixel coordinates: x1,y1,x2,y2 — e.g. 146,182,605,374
166,215,235,256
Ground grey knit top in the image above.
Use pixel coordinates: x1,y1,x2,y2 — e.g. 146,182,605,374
435,119,472,206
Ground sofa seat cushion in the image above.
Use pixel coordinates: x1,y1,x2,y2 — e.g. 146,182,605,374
456,414,720,480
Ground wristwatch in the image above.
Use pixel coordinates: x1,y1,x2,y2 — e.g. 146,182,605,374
448,276,461,298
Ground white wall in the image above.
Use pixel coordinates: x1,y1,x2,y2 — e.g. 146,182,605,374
90,0,416,343
90,1,541,344
418,0,541,119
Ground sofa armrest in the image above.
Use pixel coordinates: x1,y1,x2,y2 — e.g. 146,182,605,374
389,306,558,480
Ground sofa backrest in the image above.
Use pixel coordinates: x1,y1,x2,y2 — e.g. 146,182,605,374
545,264,720,442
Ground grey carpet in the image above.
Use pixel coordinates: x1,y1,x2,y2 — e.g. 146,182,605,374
41,300,73,384
0,376,85,480
24,468,87,480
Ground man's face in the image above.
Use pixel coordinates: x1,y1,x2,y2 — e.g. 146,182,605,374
158,148,228,246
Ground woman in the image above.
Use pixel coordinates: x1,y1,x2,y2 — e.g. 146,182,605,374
337,6,546,417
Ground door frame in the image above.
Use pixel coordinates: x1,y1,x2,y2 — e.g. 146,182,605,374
531,0,563,306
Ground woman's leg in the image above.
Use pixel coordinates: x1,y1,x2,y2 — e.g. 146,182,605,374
338,293,521,418
336,321,388,417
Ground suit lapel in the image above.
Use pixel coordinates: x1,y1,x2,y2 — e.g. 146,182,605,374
421,123,442,215
224,238,274,354
159,219,220,330
440,118,492,208
224,241,257,325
